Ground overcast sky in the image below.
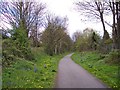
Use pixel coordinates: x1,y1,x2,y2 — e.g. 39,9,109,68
41,0,112,37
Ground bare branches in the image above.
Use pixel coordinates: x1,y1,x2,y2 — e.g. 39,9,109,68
0,1,46,35
75,0,111,23
75,1,99,18
41,15,71,55
45,14,68,31
75,0,113,41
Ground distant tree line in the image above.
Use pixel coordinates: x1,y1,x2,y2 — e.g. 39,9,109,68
72,28,102,51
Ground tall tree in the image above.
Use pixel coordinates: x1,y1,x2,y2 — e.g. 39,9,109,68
72,31,83,42
41,15,72,55
107,1,120,49
116,2,120,50
75,0,110,41
0,1,46,36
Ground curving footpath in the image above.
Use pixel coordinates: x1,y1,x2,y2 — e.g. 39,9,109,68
55,53,108,88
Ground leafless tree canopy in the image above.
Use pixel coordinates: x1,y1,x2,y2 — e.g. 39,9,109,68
0,1,46,35
75,0,111,42
76,1,108,20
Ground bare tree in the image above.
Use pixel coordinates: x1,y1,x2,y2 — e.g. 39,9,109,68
75,0,110,40
41,15,71,55
72,31,83,42
116,1,120,49
0,1,46,36
106,0,120,49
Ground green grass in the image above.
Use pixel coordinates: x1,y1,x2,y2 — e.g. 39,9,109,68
2,47,68,88
71,51,118,88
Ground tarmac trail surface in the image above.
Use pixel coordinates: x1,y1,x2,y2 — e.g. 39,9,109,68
55,53,107,88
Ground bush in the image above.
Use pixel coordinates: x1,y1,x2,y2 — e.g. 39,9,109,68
105,50,120,64
2,27,34,67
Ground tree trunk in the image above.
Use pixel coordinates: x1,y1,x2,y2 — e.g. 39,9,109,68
100,13,106,33
35,24,38,47
112,2,116,49
117,2,120,49
117,22,120,50
55,45,57,54
114,2,120,50
59,42,62,54
100,13,110,41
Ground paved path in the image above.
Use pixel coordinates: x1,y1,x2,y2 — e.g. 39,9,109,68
55,53,108,88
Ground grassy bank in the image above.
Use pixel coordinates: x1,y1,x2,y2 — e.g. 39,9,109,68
2,47,67,88
71,51,118,88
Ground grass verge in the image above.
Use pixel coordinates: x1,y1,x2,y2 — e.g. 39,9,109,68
2,47,68,88
71,51,118,88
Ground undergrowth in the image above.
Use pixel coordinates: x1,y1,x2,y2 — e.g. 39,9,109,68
2,47,67,88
